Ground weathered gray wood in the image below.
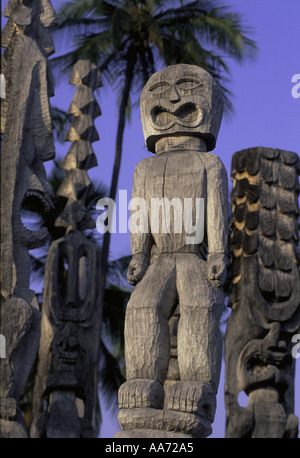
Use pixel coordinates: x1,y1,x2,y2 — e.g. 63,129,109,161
31,60,103,438
225,147,300,438
140,64,224,154
116,64,228,437
0,0,56,438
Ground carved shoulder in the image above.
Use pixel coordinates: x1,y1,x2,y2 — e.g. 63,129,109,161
133,156,156,179
198,152,228,186
204,152,226,172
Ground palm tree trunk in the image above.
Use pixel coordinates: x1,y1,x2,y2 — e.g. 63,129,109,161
100,52,136,298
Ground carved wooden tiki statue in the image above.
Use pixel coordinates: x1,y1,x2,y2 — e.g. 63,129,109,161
225,147,300,438
116,64,228,438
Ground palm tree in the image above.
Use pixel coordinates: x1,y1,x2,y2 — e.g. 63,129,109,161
52,0,257,299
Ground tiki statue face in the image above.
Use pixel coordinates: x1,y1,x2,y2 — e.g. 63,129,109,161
140,64,224,153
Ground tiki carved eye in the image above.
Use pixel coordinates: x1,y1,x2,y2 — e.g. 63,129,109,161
149,81,170,94
175,78,203,91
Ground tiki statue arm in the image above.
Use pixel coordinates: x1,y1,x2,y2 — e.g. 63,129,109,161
206,154,229,287
127,161,153,285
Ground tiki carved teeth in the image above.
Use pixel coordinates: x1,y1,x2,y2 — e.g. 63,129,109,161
58,358,78,365
22,189,53,214
16,189,54,247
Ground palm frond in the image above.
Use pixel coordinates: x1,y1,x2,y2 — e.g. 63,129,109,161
200,7,257,61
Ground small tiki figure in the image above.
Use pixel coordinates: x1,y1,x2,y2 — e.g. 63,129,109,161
117,64,228,438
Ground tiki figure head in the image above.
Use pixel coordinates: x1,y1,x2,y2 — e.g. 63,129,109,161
43,231,100,399
140,64,224,154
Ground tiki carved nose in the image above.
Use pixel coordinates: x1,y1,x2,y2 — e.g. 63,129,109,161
170,84,181,103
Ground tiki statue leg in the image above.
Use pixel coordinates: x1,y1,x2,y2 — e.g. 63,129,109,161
165,254,224,423
119,254,177,409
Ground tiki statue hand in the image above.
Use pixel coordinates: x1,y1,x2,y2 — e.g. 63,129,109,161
207,253,227,287
127,253,149,286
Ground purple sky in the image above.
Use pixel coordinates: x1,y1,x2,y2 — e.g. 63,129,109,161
2,0,300,438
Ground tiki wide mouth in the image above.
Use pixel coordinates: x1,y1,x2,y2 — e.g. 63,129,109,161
19,190,53,248
151,102,204,131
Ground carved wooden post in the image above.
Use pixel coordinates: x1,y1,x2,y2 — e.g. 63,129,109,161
225,147,300,438
0,0,56,438
31,60,103,438
116,64,228,438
